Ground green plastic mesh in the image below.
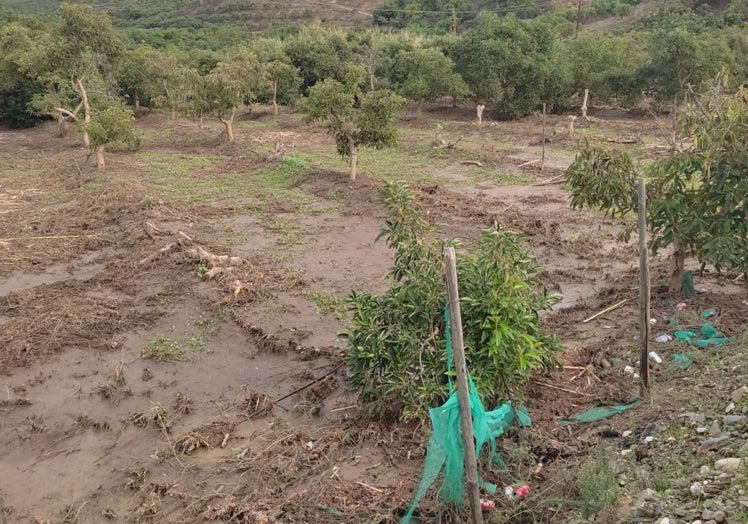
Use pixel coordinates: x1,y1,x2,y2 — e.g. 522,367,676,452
400,310,530,523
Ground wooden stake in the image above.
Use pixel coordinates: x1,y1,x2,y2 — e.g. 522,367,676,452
581,298,629,323
444,247,483,524
638,179,651,397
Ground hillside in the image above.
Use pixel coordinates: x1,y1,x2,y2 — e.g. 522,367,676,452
0,0,380,29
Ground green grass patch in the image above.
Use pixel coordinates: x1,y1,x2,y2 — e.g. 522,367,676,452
137,152,229,179
300,290,349,323
576,448,620,518
142,335,205,362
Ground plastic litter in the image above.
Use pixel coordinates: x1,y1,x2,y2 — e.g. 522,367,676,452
556,399,642,425
480,499,495,511
674,323,729,348
648,351,663,364
682,271,695,297
676,302,688,310
702,308,715,318
672,353,693,370
401,309,530,524
654,333,672,343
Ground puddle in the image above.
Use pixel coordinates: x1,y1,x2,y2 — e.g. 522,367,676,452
0,249,113,297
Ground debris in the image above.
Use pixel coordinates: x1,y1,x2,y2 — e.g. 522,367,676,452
697,434,732,455
648,351,663,364
480,499,495,511
702,308,716,318
674,324,729,348
676,302,688,310
673,354,693,370
655,333,672,343
556,399,642,425
582,298,629,323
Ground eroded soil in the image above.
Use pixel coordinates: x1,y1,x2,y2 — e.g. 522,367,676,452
2,106,747,523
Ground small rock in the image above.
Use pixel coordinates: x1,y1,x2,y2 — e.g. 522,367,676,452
725,402,736,413
732,386,748,403
634,444,650,461
722,415,745,425
684,412,707,424
622,429,633,437
715,458,743,473
712,510,726,523
709,420,722,437
698,434,732,454
691,481,706,497
696,426,709,434
692,521,703,524
702,509,715,520
656,518,671,524
634,488,659,507
700,465,712,476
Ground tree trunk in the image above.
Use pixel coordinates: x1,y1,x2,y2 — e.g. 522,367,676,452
669,242,685,293
476,104,485,126
95,145,105,169
171,107,177,120
56,116,69,137
220,108,236,142
417,98,423,116
369,71,375,91
74,77,91,148
134,94,141,112
272,80,278,115
348,137,358,181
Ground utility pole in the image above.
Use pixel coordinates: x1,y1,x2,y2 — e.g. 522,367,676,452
575,0,582,39
452,7,457,35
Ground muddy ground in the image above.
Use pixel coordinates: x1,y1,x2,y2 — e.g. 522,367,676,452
1,105,747,523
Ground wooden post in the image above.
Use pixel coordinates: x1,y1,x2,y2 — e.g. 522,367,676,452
638,179,651,397
575,0,582,39
541,103,546,170
444,247,483,524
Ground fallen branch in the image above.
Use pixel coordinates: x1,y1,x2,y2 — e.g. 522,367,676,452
138,242,181,266
532,173,566,186
518,159,539,168
460,160,483,167
582,299,629,323
0,234,96,242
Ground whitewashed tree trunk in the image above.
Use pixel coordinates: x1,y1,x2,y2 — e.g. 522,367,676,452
581,88,589,121
348,137,358,181
567,115,577,137
271,80,278,115
74,77,91,148
220,108,236,142
95,145,105,169
477,104,485,126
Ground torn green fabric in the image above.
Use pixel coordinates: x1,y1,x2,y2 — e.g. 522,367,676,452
672,353,693,370
674,323,729,348
400,310,530,524
556,399,642,425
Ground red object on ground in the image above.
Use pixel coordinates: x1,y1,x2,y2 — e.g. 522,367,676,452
514,484,530,499
480,499,495,511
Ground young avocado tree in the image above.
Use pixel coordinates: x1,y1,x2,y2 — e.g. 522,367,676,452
84,99,136,168
390,47,470,115
304,65,404,181
565,79,748,293
2,4,123,149
342,181,561,421
206,47,263,142
249,37,300,115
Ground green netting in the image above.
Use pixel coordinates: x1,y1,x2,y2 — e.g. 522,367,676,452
555,399,642,425
674,323,730,348
401,309,530,524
